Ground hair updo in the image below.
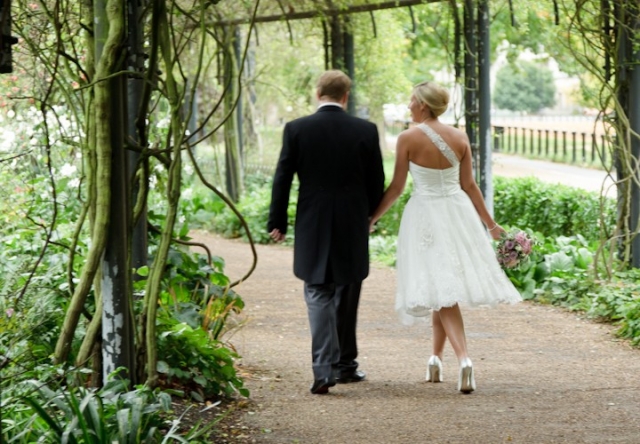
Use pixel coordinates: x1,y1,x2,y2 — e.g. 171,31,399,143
413,81,450,117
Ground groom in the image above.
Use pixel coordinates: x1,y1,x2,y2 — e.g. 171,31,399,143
268,70,385,394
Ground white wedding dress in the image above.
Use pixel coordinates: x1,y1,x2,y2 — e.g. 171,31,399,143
395,123,522,324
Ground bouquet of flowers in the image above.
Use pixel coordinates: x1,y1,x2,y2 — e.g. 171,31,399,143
496,229,534,269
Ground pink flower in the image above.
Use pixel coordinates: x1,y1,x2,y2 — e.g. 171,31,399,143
495,228,535,270
5,308,14,318
504,257,519,268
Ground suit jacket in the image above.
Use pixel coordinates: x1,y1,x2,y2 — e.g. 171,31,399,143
268,105,385,284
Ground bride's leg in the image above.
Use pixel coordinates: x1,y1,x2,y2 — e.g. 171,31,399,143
437,304,469,361
431,310,446,359
427,310,447,382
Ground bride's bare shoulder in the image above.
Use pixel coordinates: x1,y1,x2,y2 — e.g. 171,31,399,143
445,125,470,143
398,126,425,141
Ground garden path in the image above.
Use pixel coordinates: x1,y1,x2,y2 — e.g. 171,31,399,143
191,232,640,444
491,153,614,197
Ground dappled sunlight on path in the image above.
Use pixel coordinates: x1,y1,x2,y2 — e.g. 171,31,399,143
192,232,640,443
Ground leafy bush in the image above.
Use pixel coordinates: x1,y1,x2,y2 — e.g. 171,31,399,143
199,176,298,244
493,176,615,242
146,245,248,401
503,233,595,302
1,371,216,443
373,185,412,238
157,317,248,401
501,233,640,345
587,269,640,345
369,235,398,267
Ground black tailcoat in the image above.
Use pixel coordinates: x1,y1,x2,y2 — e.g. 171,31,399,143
268,105,385,284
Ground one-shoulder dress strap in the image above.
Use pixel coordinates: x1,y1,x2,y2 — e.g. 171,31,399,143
417,123,460,167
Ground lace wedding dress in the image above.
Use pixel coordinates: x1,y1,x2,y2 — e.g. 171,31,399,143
395,123,521,324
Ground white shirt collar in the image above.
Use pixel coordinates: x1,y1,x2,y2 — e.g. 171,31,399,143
317,102,344,110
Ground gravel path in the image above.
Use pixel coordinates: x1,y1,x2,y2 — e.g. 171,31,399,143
492,153,614,196
191,232,640,444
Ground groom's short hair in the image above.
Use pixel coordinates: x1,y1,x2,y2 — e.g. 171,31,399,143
316,70,351,101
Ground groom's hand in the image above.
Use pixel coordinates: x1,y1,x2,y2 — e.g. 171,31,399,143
270,228,286,243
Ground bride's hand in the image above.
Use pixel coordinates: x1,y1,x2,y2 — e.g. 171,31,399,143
368,217,378,233
489,224,505,240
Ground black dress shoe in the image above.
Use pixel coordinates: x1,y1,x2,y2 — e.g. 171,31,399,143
310,377,336,394
336,370,366,384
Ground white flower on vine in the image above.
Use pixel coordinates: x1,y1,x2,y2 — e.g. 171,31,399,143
60,163,77,177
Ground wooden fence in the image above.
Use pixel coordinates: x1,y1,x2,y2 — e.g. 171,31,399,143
385,120,609,168
494,126,608,167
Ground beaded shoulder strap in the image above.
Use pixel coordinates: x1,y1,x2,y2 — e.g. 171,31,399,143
417,123,460,167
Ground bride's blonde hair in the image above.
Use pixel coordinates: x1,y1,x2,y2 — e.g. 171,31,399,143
413,81,449,117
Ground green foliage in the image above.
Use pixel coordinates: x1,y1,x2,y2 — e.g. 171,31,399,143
503,234,640,345
588,269,640,346
156,317,248,401
200,175,297,245
493,176,615,242
1,370,217,443
400,3,457,84
493,61,556,113
144,244,248,401
369,235,398,267
504,233,595,302
373,183,412,238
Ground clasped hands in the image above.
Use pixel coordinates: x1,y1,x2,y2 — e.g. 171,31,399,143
270,228,286,243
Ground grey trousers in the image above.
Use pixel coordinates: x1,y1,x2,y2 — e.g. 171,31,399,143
304,281,362,380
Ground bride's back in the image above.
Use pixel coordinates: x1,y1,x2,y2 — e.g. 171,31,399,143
403,121,467,170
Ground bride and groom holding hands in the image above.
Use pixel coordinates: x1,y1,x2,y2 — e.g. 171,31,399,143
267,70,521,396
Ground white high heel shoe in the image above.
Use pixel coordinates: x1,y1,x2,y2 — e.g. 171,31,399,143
426,355,443,382
458,358,476,394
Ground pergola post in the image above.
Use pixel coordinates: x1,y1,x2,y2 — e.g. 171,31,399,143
96,0,135,384
127,0,147,281
614,0,640,267
477,0,493,212
628,3,640,267
463,0,478,170
343,16,356,116
329,15,344,70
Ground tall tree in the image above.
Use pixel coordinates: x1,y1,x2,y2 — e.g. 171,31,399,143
493,61,556,113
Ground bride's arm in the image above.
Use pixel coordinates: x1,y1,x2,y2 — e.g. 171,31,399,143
459,136,504,240
369,132,411,230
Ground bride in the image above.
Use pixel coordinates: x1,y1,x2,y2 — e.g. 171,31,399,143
369,81,522,393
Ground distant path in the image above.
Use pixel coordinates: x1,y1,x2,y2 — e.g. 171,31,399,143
192,233,640,444
492,153,615,196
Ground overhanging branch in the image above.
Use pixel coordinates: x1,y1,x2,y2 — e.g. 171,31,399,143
211,0,442,27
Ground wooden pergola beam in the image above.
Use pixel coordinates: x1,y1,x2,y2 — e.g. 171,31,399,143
212,0,441,26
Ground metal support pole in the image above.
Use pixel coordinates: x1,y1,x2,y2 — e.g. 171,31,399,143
343,17,356,116
629,3,640,267
97,0,134,383
330,15,344,70
463,0,477,171
477,0,492,212
127,0,147,280
615,0,629,262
